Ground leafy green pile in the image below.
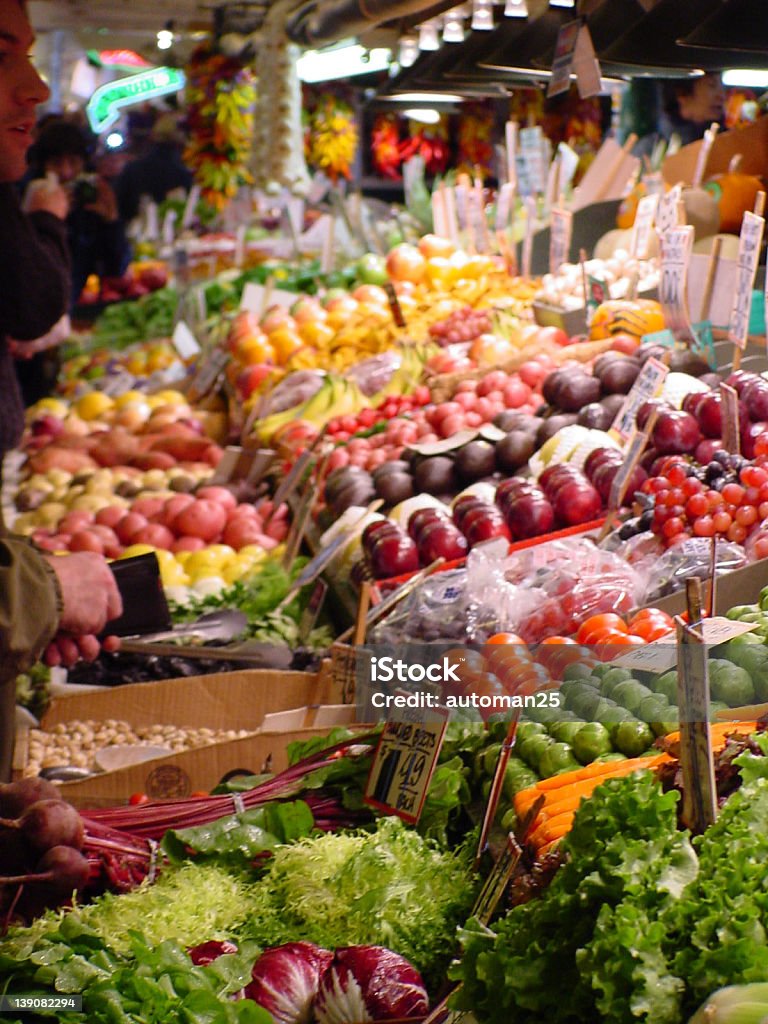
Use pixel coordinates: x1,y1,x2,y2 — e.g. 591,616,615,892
91,287,178,348
239,816,477,989
0,918,266,1024
15,662,51,720
454,769,768,1024
168,557,334,651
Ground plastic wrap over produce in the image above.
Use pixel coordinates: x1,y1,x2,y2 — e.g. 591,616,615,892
641,538,746,604
262,370,326,415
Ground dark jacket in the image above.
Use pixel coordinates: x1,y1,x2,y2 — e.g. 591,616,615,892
115,142,193,223
0,183,70,453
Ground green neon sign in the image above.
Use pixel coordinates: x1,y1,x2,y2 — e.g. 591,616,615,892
86,67,186,134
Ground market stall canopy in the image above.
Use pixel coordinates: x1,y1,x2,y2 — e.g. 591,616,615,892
679,0,768,54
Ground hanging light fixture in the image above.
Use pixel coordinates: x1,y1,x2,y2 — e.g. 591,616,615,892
443,7,466,43
399,33,419,65
504,0,528,16
418,20,441,50
471,0,494,31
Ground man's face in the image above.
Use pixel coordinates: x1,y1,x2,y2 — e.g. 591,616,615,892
680,74,726,124
0,0,49,183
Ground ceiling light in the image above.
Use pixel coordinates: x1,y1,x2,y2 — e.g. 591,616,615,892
722,68,768,87
549,0,575,6
505,0,528,16
297,43,391,82
388,92,465,103
471,0,494,30
106,131,124,149
156,28,173,50
398,34,419,67
443,9,466,43
404,107,441,124
419,20,441,50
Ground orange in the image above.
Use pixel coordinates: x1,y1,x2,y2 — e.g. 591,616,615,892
297,320,335,347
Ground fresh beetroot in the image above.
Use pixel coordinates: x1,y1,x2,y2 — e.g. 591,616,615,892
0,845,89,895
0,799,84,853
0,778,60,818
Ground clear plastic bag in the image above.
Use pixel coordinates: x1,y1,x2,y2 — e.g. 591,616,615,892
641,538,747,604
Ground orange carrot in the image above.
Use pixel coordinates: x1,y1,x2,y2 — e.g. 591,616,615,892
663,722,757,746
514,754,671,817
529,810,575,848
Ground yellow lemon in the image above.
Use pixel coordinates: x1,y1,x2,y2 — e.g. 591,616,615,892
237,544,268,561
153,388,187,406
114,389,146,409
119,543,158,559
184,549,225,575
31,397,68,418
223,562,248,585
74,391,115,421
204,544,237,564
160,564,189,587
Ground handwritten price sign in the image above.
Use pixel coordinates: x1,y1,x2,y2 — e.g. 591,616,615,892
659,225,695,340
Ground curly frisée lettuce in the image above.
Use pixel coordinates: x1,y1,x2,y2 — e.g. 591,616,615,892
239,817,477,989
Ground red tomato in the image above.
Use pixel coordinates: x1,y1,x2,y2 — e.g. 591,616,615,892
576,613,628,644
128,793,149,805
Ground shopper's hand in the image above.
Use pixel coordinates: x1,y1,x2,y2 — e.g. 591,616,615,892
24,179,69,220
43,551,123,635
8,315,71,358
85,177,119,223
44,633,121,668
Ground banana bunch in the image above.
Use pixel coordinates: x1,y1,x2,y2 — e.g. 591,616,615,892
248,375,369,442
369,345,432,402
689,983,768,1024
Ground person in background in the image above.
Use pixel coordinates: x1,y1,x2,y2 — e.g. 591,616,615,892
0,0,123,781
114,112,193,224
627,73,726,160
25,120,131,306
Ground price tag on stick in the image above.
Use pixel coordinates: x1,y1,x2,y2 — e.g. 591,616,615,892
549,206,573,274
610,356,669,443
471,833,523,926
720,382,741,455
675,579,717,834
364,696,450,824
631,193,660,259
475,710,521,869
729,209,765,350
659,225,695,341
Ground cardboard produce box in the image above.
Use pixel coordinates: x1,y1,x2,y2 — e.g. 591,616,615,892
15,666,369,809
662,117,768,187
638,556,768,619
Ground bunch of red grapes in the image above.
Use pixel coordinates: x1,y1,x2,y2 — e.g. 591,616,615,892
428,306,492,346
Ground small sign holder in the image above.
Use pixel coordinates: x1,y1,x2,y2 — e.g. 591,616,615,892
729,193,765,367
720,382,741,455
675,578,717,834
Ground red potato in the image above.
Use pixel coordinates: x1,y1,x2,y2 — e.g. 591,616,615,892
134,523,175,549
115,512,149,545
222,519,266,549
160,494,196,527
196,485,238,510
130,496,167,521
148,436,214,462
68,530,104,555
58,511,94,534
131,451,177,471
172,499,227,542
89,525,122,558
95,505,126,529
171,535,207,553
264,519,289,541
27,448,98,475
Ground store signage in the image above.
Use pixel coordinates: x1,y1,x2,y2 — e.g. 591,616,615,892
89,49,152,69
364,694,449,824
87,67,186,134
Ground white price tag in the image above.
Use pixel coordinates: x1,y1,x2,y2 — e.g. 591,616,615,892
522,195,537,279
549,207,573,274
161,209,177,247
572,22,602,99
234,224,246,269
557,142,579,192
181,185,201,229
631,193,660,260
700,617,758,645
240,281,265,314
610,356,669,443
659,225,695,339
729,210,764,350
454,182,469,232
495,184,514,234
656,184,683,237
520,127,546,195
505,121,518,188
172,320,201,361
615,637,677,673
286,196,305,237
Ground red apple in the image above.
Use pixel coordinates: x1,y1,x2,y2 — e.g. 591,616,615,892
583,447,623,482
408,508,450,541
652,410,701,455
370,533,420,578
464,512,511,547
502,379,532,409
694,438,724,464
417,521,469,564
